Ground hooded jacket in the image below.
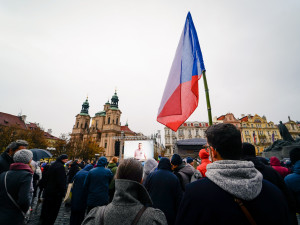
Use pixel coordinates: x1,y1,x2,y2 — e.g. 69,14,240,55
270,156,290,178
285,160,300,213
82,179,167,225
107,162,118,191
197,149,211,177
143,158,158,182
0,163,33,225
174,163,194,191
144,158,183,225
71,164,93,211
175,160,290,225
84,157,113,207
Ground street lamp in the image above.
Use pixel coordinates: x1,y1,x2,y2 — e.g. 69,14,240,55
120,131,124,160
95,153,100,162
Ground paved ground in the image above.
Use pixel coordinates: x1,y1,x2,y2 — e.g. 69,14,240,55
27,197,71,225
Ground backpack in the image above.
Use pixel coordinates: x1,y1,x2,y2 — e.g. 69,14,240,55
190,169,202,182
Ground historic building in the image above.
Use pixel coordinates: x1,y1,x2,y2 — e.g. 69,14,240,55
70,91,137,159
164,121,209,156
215,113,282,154
284,116,300,140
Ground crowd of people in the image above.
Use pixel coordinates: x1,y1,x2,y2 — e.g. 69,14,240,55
0,123,299,225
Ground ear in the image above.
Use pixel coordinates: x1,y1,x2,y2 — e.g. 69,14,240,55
210,147,218,161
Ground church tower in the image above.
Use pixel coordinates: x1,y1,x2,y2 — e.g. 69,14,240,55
71,98,91,139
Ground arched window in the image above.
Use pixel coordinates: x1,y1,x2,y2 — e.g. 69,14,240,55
108,117,110,124
116,118,119,125
77,122,79,128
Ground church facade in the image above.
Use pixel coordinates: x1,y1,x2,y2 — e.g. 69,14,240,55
70,91,137,159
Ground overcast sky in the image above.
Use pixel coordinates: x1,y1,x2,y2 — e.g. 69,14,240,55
1,0,299,138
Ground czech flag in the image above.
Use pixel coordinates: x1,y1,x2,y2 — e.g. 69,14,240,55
157,12,206,131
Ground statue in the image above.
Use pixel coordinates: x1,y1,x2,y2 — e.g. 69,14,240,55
278,121,294,142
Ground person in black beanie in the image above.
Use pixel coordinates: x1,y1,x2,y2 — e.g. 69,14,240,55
39,154,68,225
171,154,194,191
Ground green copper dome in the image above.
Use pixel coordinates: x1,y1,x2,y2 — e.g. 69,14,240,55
80,98,89,115
95,111,106,116
111,91,119,108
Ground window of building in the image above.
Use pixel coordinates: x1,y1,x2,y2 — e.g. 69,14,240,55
251,124,253,128
196,129,199,135
108,117,110,124
105,142,107,148
116,118,119,125
77,122,79,128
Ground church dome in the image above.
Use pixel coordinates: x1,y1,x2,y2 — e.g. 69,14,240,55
95,111,106,117
80,98,89,116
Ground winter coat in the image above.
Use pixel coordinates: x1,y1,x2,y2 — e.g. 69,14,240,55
143,158,158,181
107,162,117,190
270,156,290,178
71,164,93,211
144,158,183,225
0,151,13,174
174,163,194,191
243,156,297,218
38,164,50,189
68,162,80,183
82,179,167,225
285,160,300,213
0,163,33,225
197,149,211,177
44,159,67,198
175,160,291,225
84,158,113,207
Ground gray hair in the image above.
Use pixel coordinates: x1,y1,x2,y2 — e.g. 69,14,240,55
6,140,29,152
116,158,143,183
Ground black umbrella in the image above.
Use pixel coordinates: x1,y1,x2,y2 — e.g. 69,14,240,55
29,149,53,161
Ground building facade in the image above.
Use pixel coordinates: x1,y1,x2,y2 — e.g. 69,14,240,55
164,121,209,156
70,92,137,159
284,116,300,140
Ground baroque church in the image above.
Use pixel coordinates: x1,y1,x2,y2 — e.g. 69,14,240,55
70,91,137,159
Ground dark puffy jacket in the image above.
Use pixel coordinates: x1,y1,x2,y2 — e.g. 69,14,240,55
71,164,93,211
285,160,300,213
68,162,80,183
144,158,183,225
0,163,33,225
44,159,67,198
0,151,13,174
175,178,290,225
84,157,113,207
270,156,290,178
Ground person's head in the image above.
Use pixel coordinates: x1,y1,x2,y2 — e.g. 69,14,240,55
205,123,242,160
57,154,68,163
6,140,29,157
289,147,300,164
13,149,33,165
158,157,172,171
186,157,193,165
138,143,142,149
199,149,210,159
116,158,143,183
110,156,118,164
241,142,256,158
97,156,108,167
171,154,182,170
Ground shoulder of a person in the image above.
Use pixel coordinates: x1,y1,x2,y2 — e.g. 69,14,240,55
143,207,167,223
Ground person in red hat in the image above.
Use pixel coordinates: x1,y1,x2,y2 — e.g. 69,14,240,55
197,149,211,177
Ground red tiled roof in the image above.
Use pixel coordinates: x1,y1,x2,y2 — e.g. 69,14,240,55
44,132,60,140
240,116,249,122
0,112,27,129
217,115,225,120
121,126,135,134
27,122,39,130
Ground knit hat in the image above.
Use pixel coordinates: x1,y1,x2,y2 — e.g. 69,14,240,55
199,149,210,159
13,149,33,164
241,143,256,158
171,154,182,166
58,154,68,161
186,157,193,164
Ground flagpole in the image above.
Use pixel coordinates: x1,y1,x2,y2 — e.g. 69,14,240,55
202,71,212,126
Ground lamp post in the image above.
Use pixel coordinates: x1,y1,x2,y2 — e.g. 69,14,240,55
120,131,124,160
95,153,100,162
